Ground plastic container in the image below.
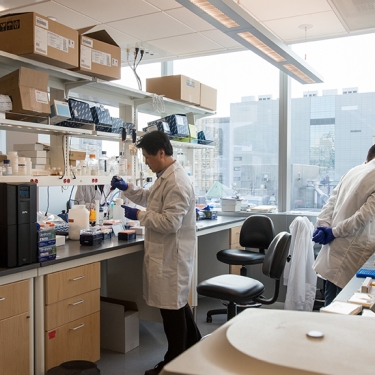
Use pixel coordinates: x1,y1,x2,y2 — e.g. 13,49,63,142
99,151,109,176
118,152,127,176
68,205,90,240
18,156,27,175
25,157,32,175
88,154,99,176
108,156,119,176
8,151,18,175
113,198,126,224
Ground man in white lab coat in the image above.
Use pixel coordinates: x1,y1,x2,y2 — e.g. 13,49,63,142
313,144,375,305
111,131,201,375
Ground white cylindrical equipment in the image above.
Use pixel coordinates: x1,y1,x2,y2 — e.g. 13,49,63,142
112,198,124,221
68,205,89,240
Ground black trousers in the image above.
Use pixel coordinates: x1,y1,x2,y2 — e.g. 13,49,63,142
160,303,202,364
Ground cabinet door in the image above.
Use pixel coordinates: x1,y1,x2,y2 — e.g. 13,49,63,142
45,312,100,371
45,262,100,305
0,280,29,320
45,289,100,331
0,312,30,375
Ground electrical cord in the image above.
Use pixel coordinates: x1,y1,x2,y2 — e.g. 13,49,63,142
45,186,49,217
126,47,144,91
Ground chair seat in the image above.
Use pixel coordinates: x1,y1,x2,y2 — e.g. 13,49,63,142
197,274,265,305
217,249,265,265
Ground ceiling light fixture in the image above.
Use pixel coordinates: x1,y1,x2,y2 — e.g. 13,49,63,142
176,0,323,84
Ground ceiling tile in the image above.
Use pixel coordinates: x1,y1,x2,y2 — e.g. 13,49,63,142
54,0,159,23
0,1,97,29
238,0,332,21
149,33,223,56
201,29,244,49
144,0,182,11
166,7,215,32
0,0,46,12
265,11,348,43
108,12,194,41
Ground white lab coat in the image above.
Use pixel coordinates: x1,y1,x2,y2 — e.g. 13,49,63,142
313,159,375,288
121,161,196,309
284,216,317,311
75,185,119,209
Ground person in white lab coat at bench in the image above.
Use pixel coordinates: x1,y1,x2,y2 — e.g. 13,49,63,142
313,144,375,306
111,131,201,375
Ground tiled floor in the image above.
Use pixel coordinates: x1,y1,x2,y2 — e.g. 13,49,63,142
96,297,284,375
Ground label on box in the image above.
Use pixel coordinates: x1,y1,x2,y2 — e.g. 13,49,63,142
69,39,75,49
82,36,93,48
48,31,68,53
186,78,195,88
35,26,48,55
35,16,48,29
0,95,12,111
112,58,118,67
35,90,49,104
80,44,92,69
92,49,111,66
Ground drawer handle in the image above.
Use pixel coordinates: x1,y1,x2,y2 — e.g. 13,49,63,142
0,297,5,301
70,323,85,331
70,276,85,281
70,299,84,306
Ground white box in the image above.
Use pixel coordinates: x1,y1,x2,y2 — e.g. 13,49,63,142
221,198,242,212
100,297,139,354
56,235,65,247
30,157,48,165
13,143,46,151
16,150,47,158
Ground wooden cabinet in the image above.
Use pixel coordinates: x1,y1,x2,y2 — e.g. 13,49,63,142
229,225,244,275
44,262,100,371
0,280,30,375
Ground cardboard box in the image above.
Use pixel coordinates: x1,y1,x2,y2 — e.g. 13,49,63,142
72,29,121,81
146,75,201,106
13,143,47,151
200,83,217,111
0,67,50,121
100,297,139,354
30,157,48,165
16,150,47,158
68,150,86,160
0,12,78,69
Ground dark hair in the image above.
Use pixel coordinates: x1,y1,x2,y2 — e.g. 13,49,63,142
366,145,375,162
136,130,173,156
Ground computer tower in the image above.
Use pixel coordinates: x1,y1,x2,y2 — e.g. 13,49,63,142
0,182,37,267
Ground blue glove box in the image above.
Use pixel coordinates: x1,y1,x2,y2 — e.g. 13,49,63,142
68,98,93,124
148,114,189,137
91,105,112,132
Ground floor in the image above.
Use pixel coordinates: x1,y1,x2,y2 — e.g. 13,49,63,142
96,297,285,375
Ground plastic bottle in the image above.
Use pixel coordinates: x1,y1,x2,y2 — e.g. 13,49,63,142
99,151,109,176
89,205,96,224
3,159,12,175
80,160,88,176
8,151,18,175
98,206,104,225
118,152,127,176
18,156,27,176
112,198,124,221
25,157,32,175
88,154,99,176
68,205,89,240
108,156,119,176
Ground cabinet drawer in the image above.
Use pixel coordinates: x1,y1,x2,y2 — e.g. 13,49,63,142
45,311,100,371
0,312,30,375
45,262,100,305
0,280,29,321
230,226,242,246
45,289,100,331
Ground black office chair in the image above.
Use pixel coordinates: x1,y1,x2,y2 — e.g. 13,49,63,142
197,231,292,321
205,215,275,322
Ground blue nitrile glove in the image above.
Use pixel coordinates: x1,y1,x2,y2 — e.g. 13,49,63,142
312,228,325,244
318,227,335,245
121,205,139,220
111,176,128,191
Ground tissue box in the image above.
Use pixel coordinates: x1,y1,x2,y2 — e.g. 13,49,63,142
100,297,139,353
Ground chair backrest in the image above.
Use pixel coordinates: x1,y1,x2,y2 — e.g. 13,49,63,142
262,231,292,280
239,215,275,251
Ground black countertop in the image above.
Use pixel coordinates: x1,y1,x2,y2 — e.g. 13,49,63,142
0,216,246,277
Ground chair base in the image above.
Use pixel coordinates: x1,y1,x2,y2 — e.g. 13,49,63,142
206,302,262,322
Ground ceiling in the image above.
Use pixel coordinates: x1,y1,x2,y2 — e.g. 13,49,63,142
1,0,375,66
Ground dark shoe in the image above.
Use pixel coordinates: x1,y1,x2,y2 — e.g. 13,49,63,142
144,361,165,375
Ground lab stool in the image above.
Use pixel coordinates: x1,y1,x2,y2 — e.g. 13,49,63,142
45,360,100,375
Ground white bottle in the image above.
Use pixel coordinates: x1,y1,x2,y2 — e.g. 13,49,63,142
112,198,126,224
108,156,119,176
88,154,99,176
99,151,109,176
8,151,18,176
25,157,32,175
68,205,89,240
118,152,127,176
18,156,27,176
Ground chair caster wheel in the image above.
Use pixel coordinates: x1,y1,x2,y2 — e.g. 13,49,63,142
206,316,212,323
